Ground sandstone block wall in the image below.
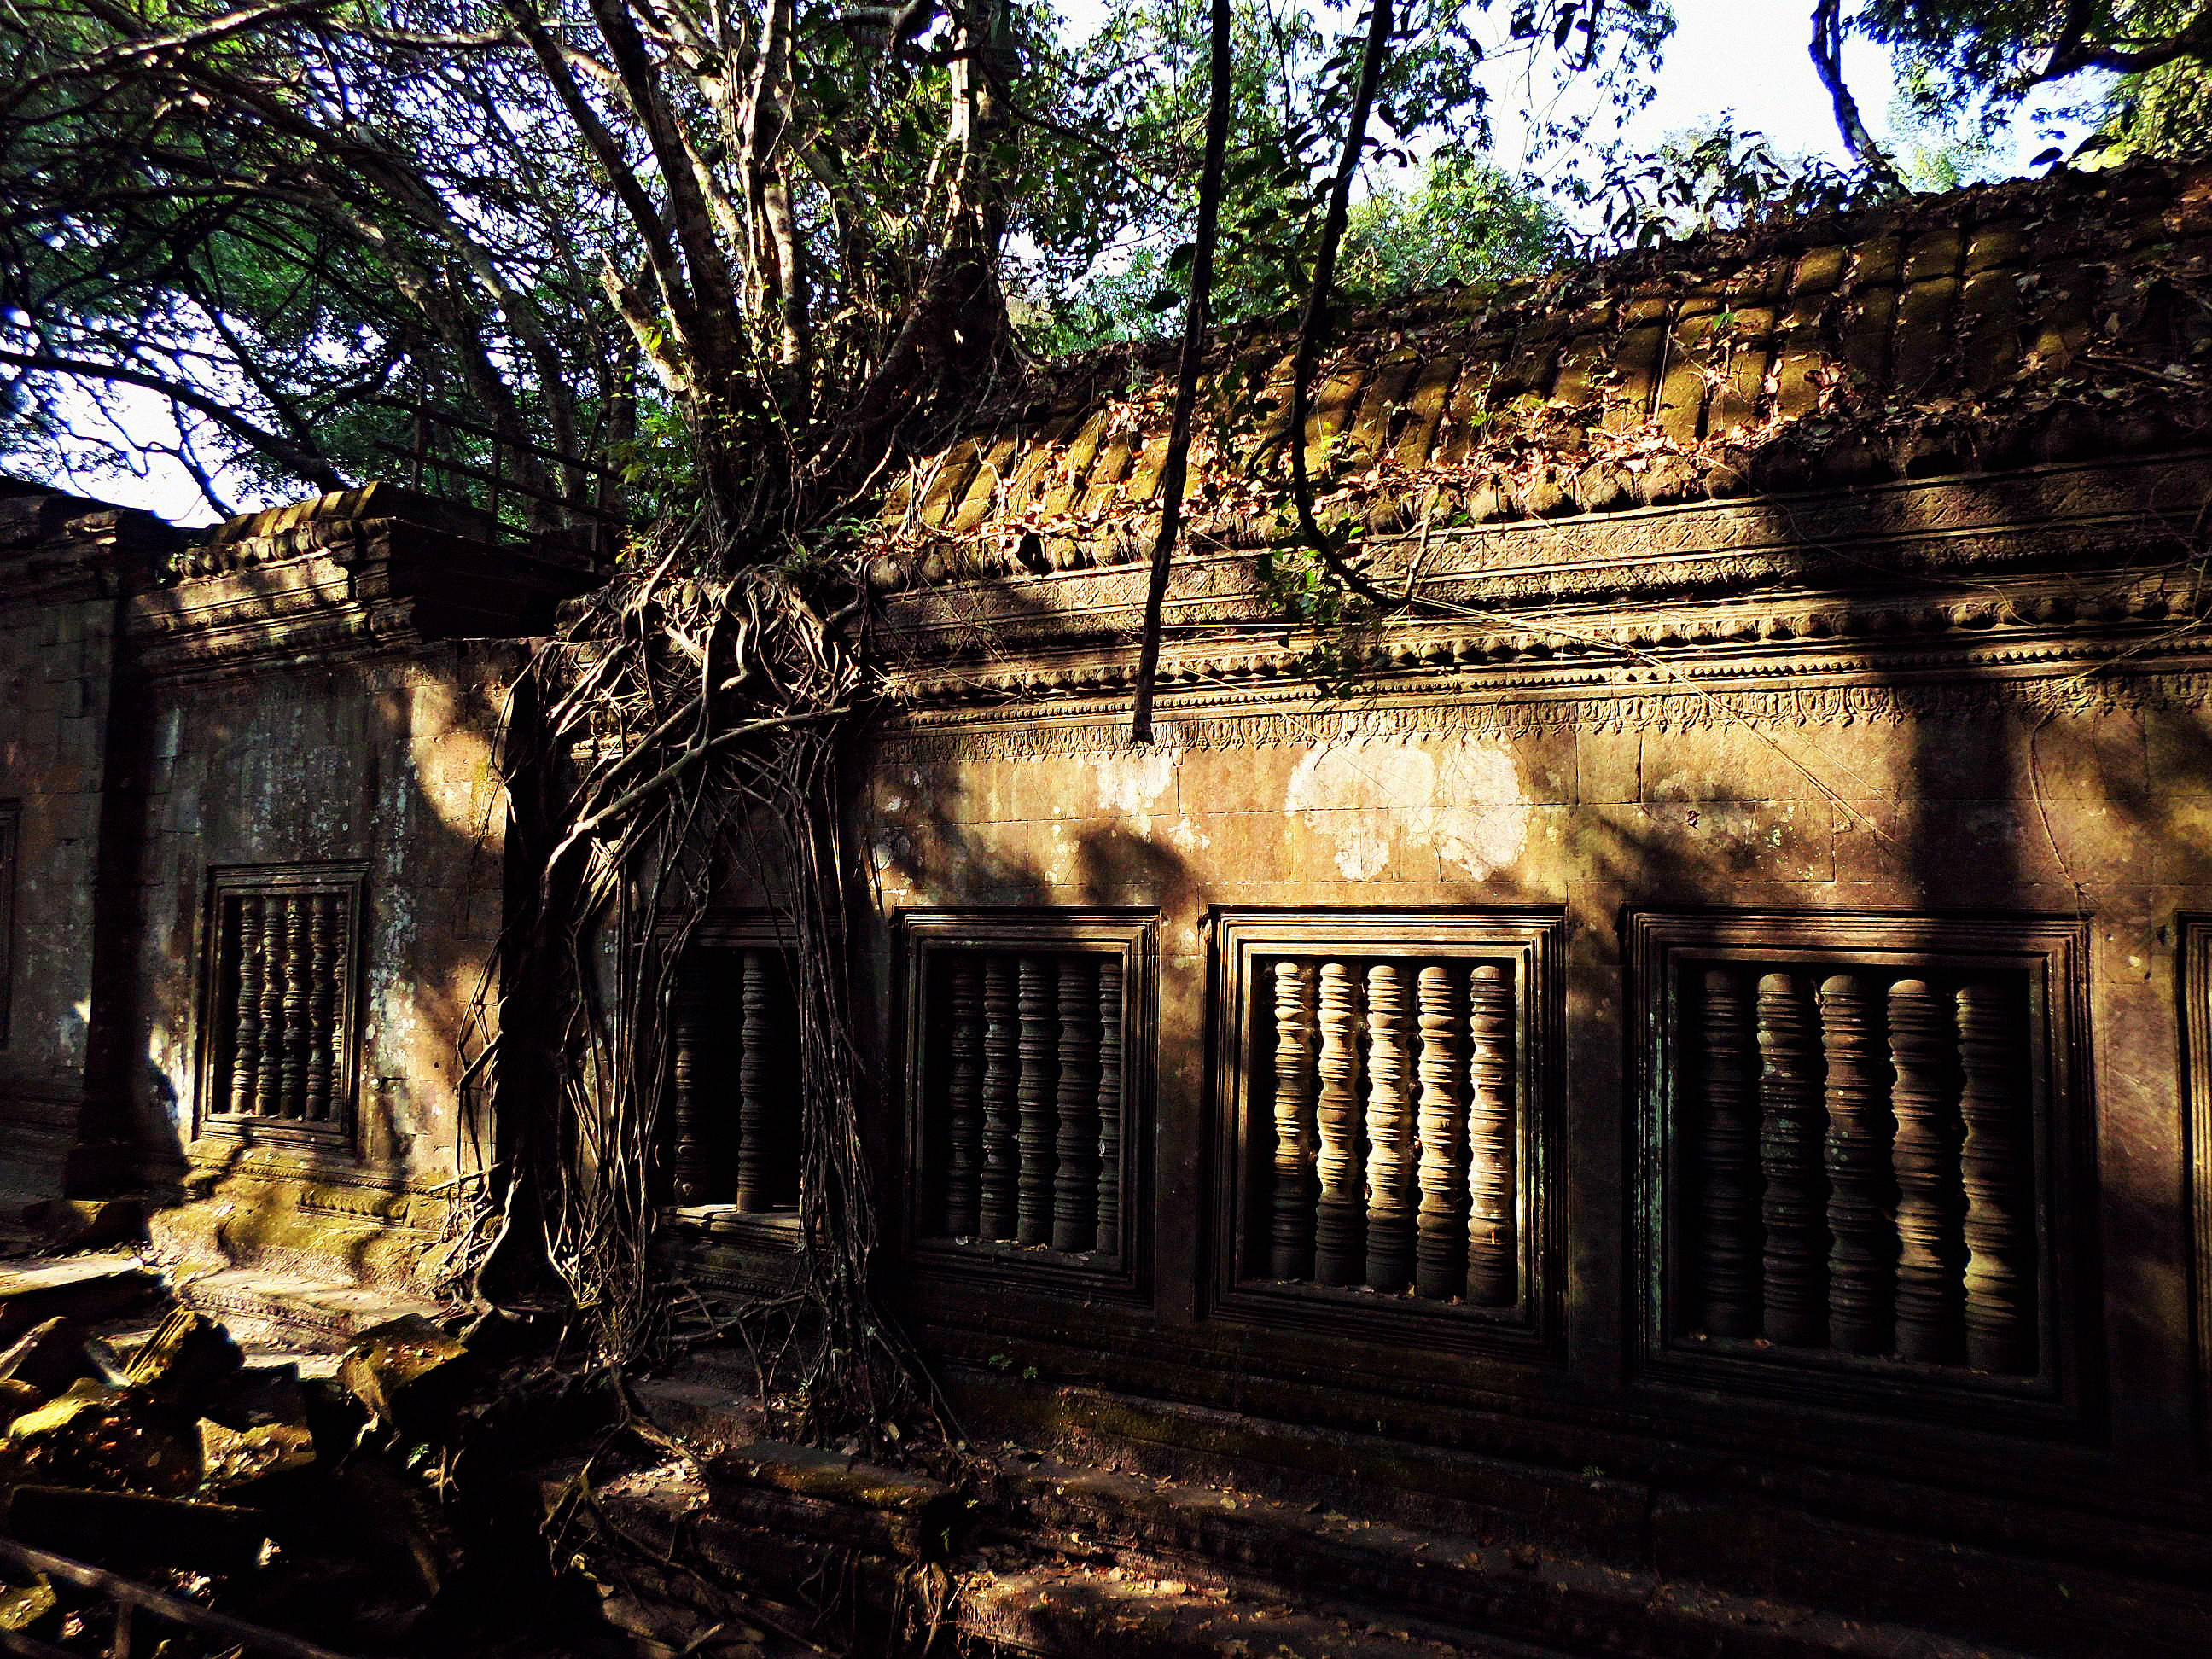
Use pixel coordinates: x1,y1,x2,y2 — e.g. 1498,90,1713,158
0,489,168,1202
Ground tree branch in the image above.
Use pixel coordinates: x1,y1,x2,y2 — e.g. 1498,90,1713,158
1130,0,1233,745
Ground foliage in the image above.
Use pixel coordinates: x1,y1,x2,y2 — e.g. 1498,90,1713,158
1854,0,2212,163
1039,146,1574,352
1584,116,1868,247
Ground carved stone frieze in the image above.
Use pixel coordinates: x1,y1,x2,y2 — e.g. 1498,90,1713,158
869,658,2212,766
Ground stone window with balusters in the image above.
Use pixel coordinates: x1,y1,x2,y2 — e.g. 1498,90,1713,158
663,929,803,1222
1210,910,1563,1353
1631,911,2088,1423
901,911,1153,1300
198,864,367,1144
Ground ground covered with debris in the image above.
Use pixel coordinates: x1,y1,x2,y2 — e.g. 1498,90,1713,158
0,1220,2060,1659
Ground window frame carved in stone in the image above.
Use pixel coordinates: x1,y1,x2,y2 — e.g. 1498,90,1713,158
195,862,369,1149
659,911,806,1257
1208,907,1564,1358
1630,909,2092,1429
899,909,1155,1303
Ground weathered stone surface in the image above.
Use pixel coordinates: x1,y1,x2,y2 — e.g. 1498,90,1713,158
0,1317,96,1399
199,1417,317,1489
6,1378,199,1493
0,1254,160,1342
123,1306,245,1414
336,1313,467,1425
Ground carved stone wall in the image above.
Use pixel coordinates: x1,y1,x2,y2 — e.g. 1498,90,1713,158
830,450,2208,1497
123,486,589,1290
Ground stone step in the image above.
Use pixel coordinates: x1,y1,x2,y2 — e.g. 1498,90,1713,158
621,1370,2055,1659
173,1266,442,1355
977,1450,2039,1659
958,1557,1572,1657
950,1372,2212,1658
0,1249,163,1341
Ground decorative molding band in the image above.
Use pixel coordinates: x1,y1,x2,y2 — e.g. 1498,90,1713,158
870,661,2212,766
872,455,2212,651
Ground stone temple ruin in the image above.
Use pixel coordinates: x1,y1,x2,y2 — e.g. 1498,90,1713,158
4,157,2212,1653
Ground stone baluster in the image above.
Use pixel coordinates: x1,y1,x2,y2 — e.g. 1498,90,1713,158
230,896,264,1116
1313,962,1364,1286
1819,974,1894,1354
734,951,776,1210
1414,965,1469,1301
1695,968,1761,1336
1270,961,1319,1281
1053,958,1100,1251
1016,956,1057,1247
278,895,310,1117
1957,981,2034,1374
305,894,338,1122
1365,964,1416,1293
941,958,984,1237
670,978,712,1202
979,957,1020,1240
1465,963,1517,1307
1889,978,1966,1364
1095,958,1125,1257
253,894,286,1115
1757,972,1827,1346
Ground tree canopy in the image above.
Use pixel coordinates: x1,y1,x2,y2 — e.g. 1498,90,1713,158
1,0,2206,550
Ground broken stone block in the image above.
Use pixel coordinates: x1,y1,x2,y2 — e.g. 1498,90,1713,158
337,1313,468,1426
123,1306,244,1417
7,1378,200,1494
20,1197,142,1252
0,1316,99,1397
4,1485,271,1576
200,1418,317,1490
0,1254,159,1342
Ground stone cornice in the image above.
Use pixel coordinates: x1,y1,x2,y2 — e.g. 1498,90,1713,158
0,499,175,609
130,506,599,679
871,455,2211,672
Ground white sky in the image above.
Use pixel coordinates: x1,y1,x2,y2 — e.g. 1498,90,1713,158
61,2,2069,526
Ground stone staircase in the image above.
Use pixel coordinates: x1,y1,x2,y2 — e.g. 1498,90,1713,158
619,1355,2197,1659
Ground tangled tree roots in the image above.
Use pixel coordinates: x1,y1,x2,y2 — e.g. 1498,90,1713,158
461,526,938,1456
